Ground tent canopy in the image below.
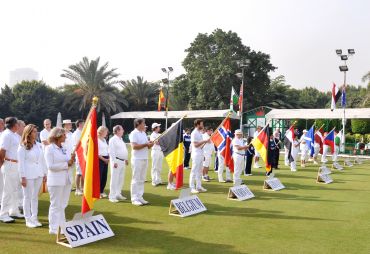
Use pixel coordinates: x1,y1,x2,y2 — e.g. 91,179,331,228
111,109,240,120
265,108,370,121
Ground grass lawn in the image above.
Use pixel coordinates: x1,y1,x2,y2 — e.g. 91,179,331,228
1,155,370,254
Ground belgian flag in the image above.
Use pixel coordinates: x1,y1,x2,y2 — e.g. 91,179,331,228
252,123,272,176
158,119,184,189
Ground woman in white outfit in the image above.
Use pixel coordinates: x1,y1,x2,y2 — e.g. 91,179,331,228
18,124,47,228
44,127,75,234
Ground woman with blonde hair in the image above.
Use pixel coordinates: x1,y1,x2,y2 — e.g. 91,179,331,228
97,126,109,198
44,127,75,234
17,124,47,228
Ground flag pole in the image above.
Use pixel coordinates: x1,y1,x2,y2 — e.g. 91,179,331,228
208,112,232,140
153,115,187,142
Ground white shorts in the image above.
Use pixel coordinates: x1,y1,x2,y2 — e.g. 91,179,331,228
203,154,212,167
75,160,82,175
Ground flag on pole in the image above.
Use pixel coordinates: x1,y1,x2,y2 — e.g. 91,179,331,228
305,125,315,157
211,117,234,172
341,85,346,107
324,128,335,152
252,124,272,175
158,88,166,111
315,126,324,154
229,86,239,111
331,83,342,111
238,83,243,114
284,124,295,163
158,119,184,189
76,97,100,214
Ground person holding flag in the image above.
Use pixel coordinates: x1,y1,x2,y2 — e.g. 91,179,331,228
313,126,324,164
299,129,308,167
305,125,315,163
290,134,300,172
333,130,341,162
150,123,164,186
322,129,335,163
251,124,272,176
284,124,295,167
232,129,249,185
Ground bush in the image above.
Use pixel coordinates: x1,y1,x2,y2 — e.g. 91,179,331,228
351,119,370,134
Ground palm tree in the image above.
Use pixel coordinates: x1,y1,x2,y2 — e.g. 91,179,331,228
61,57,127,115
120,76,160,111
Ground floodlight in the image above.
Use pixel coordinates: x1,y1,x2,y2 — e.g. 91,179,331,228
339,65,348,72
341,55,348,61
168,67,173,72
161,68,167,73
348,49,355,55
336,49,342,55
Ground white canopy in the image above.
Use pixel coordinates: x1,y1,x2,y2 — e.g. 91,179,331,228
111,109,240,120
266,108,370,121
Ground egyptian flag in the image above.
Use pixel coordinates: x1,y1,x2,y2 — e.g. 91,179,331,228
331,83,342,111
158,88,166,111
252,124,272,175
76,104,100,214
158,119,184,189
284,124,295,163
315,126,324,154
324,128,335,152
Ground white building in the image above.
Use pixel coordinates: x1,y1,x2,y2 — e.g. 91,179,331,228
9,68,39,86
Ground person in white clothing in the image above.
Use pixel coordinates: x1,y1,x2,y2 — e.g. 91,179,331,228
16,120,26,208
39,119,52,148
0,117,23,223
291,135,300,171
72,119,85,196
97,126,110,198
253,126,262,168
217,151,232,183
18,124,47,228
0,118,4,205
129,118,154,206
202,127,214,182
189,119,209,194
150,123,164,187
321,132,329,163
300,129,308,167
232,129,249,186
62,119,75,193
45,127,75,234
108,125,129,202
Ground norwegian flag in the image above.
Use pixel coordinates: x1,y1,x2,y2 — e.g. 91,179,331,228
211,117,234,172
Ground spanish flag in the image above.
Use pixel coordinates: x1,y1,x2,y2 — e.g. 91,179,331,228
158,119,184,189
252,124,272,175
158,88,166,111
76,99,100,214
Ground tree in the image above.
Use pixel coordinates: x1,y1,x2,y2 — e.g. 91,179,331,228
298,87,330,108
351,119,370,134
264,75,301,108
120,76,160,111
0,85,15,118
61,56,127,116
173,29,276,110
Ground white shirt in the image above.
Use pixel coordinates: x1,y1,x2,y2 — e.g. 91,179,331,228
98,138,109,156
62,131,74,155
129,128,149,159
150,132,162,151
44,143,72,186
72,128,82,149
109,135,128,164
191,128,203,156
232,137,245,154
0,129,20,160
17,142,47,179
202,133,214,156
40,128,50,143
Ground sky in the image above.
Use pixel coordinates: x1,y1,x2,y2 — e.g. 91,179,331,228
0,0,369,90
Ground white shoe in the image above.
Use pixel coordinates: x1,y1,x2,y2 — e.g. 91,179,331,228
49,229,58,235
291,168,297,172
218,179,226,183
33,220,42,227
10,213,24,219
190,188,199,194
245,174,253,176
132,200,143,206
0,215,15,223
26,221,37,228
116,194,127,201
313,161,318,164
109,198,119,203
198,187,207,192
202,176,210,182
139,198,149,205
167,184,176,190
100,193,108,198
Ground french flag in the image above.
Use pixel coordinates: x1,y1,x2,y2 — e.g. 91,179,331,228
284,124,295,163
331,83,342,111
324,129,335,152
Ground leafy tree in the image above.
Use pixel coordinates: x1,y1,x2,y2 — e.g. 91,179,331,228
0,85,15,118
264,75,301,108
298,87,330,108
351,119,370,134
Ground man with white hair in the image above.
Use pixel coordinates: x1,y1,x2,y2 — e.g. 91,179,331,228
40,119,52,148
232,129,249,186
150,123,163,186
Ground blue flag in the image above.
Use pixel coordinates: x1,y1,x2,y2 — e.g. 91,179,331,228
341,86,346,107
305,125,315,157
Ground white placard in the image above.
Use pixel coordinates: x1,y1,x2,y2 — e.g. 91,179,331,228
264,177,285,191
354,157,363,164
60,214,114,248
228,185,255,201
320,166,332,175
318,173,333,184
333,162,343,171
169,195,207,217
344,159,353,167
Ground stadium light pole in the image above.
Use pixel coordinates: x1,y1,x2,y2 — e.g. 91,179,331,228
336,48,355,153
236,59,250,131
161,67,173,130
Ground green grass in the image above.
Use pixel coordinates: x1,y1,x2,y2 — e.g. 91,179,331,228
1,156,370,254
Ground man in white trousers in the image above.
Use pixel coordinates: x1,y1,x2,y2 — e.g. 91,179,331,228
202,127,214,182
232,129,249,186
129,118,154,206
189,119,209,194
217,153,232,183
0,118,4,208
321,132,329,163
40,119,52,149
150,123,163,186
109,125,129,202
0,117,23,223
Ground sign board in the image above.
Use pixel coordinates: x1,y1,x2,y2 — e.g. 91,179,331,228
228,185,255,201
354,157,363,164
57,213,114,248
317,173,333,184
169,195,207,217
344,159,353,167
332,162,343,171
319,166,332,175
263,177,285,191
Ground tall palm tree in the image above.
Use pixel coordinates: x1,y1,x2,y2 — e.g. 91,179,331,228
61,57,127,115
121,76,160,111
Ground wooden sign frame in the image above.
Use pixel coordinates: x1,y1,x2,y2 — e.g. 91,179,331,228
316,168,333,184
344,159,353,167
168,195,207,217
263,177,285,191
227,185,255,201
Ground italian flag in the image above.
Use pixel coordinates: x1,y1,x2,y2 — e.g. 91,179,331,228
229,86,239,111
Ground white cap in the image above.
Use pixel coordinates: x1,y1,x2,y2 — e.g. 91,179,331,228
234,129,243,135
303,129,307,133
62,119,72,124
152,123,161,129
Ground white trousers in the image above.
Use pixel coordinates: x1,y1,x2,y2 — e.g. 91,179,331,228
322,145,329,162
217,154,231,181
151,150,163,185
313,144,320,159
291,149,299,170
203,154,212,168
300,144,308,161
48,184,71,232
333,145,340,162
109,160,126,199
22,177,43,222
0,162,20,217
284,146,290,166
189,154,203,189
0,169,3,207
130,159,148,201
233,154,244,186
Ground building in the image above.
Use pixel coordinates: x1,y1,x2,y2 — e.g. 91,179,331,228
9,68,39,86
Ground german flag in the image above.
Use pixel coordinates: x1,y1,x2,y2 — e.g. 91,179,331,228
252,123,272,175
158,119,184,189
76,98,100,214
158,88,166,111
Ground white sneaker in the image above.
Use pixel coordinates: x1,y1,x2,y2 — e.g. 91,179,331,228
109,198,119,203
10,213,24,219
198,187,207,192
132,200,143,206
116,194,127,200
218,179,226,183
0,215,15,223
167,184,176,190
190,188,199,194
33,220,42,227
100,193,108,198
291,168,297,172
139,198,149,205
49,229,58,235
26,221,37,228
202,176,210,182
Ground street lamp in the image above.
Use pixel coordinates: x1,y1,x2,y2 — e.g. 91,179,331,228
161,67,173,130
236,59,250,131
